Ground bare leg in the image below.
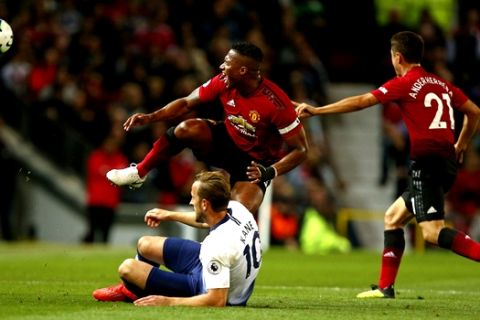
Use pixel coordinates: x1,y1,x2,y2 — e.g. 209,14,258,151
231,181,264,214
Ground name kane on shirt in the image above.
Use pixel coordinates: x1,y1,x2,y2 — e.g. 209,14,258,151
239,220,255,245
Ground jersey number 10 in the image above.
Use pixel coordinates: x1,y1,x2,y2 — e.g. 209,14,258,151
243,231,261,278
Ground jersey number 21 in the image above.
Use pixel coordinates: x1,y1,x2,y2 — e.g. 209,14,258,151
425,92,455,130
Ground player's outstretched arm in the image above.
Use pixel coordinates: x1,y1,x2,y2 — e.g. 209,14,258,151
134,288,228,307
144,208,209,229
294,93,378,118
123,88,202,131
292,101,318,119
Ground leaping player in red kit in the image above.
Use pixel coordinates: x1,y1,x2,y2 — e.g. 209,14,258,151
295,31,480,298
107,42,308,214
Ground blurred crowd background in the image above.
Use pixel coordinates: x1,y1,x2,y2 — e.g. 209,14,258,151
0,0,480,251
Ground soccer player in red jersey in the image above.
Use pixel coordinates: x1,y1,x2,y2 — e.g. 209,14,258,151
295,31,480,298
107,42,308,213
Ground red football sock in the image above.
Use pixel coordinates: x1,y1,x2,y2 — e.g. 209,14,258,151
136,136,171,177
439,228,480,261
378,229,405,289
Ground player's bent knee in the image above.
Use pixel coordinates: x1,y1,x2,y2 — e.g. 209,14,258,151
384,214,402,229
137,236,155,255
118,258,136,278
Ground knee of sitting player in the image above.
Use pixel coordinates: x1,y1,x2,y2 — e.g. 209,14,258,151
137,236,156,256
118,258,136,279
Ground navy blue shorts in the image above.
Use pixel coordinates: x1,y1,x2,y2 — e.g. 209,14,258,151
144,237,205,297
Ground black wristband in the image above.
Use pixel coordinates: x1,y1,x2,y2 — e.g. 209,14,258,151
257,164,276,182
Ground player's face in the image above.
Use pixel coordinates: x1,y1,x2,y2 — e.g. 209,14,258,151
219,49,243,88
190,181,206,223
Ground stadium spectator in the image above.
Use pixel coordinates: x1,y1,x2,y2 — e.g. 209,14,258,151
82,128,128,243
379,101,409,199
450,7,480,104
0,136,17,241
445,143,480,237
295,31,480,298
106,42,309,214
269,176,301,248
28,47,60,100
374,7,408,85
299,177,351,254
93,170,261,307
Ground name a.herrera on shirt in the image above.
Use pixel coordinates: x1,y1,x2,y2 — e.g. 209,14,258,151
408,76,452,99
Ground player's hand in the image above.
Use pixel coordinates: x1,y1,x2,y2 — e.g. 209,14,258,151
454,142,467,164
144,208,170,228
134,295,170,306
123,113,151,131
292,101,316,119
246,161,276,184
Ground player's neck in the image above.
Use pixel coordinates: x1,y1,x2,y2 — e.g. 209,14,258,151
401,63,421,76
207,210,229,228
238,77,262,96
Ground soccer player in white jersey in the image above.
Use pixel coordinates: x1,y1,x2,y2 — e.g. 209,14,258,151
93,171,262,307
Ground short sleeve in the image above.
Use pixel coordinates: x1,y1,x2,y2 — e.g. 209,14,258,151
203,257,231,289
198,74,227,102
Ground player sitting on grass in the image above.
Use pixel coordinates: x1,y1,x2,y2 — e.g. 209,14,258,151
93,170,261,307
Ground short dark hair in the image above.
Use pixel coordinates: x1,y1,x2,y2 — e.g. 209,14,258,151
391,31,424,64
194,171,231,212
232,41,263,63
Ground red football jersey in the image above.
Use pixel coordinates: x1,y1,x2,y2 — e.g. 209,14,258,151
86,149,128,207
372,66,468,159
198,74,302,161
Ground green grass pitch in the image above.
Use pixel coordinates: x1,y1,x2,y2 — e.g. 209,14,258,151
0,242,479,319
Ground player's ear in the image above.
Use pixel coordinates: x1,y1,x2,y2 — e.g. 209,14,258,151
201,199,208,211
393,51,402,64
239,66,248,75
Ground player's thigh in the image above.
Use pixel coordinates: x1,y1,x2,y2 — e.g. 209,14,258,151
174,119,213,145
163,237,202,274
137,236,167,264
231,181,264,214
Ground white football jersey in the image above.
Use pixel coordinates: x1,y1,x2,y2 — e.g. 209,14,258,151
199,200,262,306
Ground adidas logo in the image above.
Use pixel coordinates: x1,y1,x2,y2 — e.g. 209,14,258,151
383,251,396,258
227,99,235,107
427,206,437,214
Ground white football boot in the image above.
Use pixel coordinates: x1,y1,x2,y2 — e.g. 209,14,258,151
106,164,146,189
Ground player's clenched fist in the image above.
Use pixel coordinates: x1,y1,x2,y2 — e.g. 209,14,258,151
144,208,170,228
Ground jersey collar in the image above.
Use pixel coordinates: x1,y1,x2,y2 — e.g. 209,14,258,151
210,208,232,231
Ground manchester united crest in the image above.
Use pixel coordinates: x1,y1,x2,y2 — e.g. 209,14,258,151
249,110,260,123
